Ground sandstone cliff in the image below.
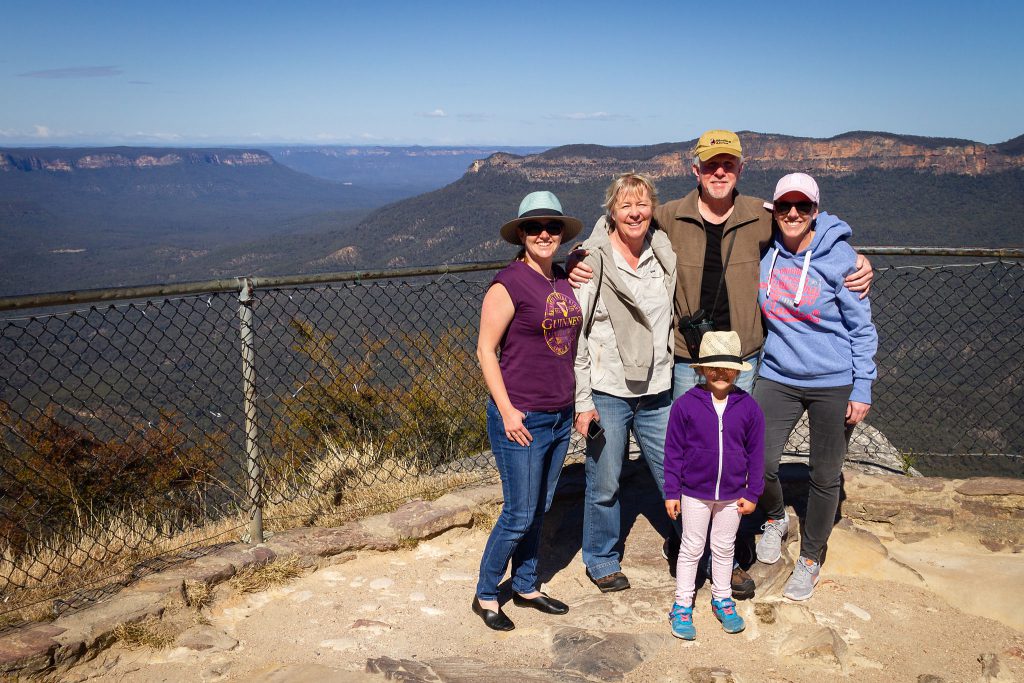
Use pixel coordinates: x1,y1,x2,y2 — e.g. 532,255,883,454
0,148,274,173
469,131,1024,180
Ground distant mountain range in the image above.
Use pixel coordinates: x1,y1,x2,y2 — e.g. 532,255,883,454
326,131,1024,268
0,133,1021,297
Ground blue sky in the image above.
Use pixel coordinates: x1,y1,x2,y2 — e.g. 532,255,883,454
3,0,1022,147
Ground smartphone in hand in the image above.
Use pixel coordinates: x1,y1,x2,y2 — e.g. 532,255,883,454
586,418,604,440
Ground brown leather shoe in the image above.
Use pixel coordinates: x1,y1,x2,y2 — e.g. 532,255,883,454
731,566,755,600
588,571,630,593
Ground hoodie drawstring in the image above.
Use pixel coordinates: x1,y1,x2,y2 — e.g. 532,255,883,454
794,250,812,306
766,247,813,306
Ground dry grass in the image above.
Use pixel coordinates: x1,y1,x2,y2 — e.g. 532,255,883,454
471,502,502,531
111,617,175,650
0,513,245,625
261,435,491,530
229,554,304,594
2,435,495,623
182,579,213,610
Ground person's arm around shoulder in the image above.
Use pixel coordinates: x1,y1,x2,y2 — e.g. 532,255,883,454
844,249,873,298
663,398,687,520
835,244,878,426
567,217,609,288
738,396,766,515
477,283,532,446
652,201,674,236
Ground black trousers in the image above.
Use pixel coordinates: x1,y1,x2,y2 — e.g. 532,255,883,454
753,378,853,562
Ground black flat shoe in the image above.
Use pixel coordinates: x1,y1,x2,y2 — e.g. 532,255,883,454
512,592,569,615
472,597,515,631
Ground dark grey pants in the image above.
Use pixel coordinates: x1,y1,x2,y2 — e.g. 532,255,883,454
752,378,853,562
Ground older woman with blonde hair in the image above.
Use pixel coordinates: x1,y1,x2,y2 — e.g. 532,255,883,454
574,172,680,592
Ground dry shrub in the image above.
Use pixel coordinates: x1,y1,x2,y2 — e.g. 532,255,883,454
111,617,175,650
0,321,497,623
0,434,493,623
0,514,244,624
182,579,213,610
230,554,304,594
261,434,491,529
0,403,229,553
471,503,502,531
270,322,488,489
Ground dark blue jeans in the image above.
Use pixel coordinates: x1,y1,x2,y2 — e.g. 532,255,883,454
475,401,572,601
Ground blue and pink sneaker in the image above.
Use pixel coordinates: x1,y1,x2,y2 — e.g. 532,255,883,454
669,602,696,640
711,597,745,633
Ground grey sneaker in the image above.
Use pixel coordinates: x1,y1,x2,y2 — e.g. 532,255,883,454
756,516,789,564
783,556,820,601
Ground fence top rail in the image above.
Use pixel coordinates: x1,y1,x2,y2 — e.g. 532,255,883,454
0,261,509,313
0,247,1021,314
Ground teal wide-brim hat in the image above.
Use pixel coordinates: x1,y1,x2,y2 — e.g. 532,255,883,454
499,191,583,245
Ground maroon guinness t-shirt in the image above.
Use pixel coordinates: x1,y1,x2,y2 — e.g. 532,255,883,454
492,260,582,411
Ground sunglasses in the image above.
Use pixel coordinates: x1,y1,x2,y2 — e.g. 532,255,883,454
520,220,565,236
774,201,816,215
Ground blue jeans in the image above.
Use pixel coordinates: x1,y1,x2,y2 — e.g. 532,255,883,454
672,353,761,398
583,389,677,580
476,401,572,600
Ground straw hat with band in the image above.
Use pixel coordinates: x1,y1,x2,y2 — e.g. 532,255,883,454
500,191,583,245
689,330,753,372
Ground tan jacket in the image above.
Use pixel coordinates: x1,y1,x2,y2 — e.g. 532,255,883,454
653,188,773,359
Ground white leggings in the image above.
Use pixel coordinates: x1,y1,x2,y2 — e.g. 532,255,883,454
674,494,740,605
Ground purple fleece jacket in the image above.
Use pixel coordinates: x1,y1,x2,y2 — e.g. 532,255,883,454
663,386,765,503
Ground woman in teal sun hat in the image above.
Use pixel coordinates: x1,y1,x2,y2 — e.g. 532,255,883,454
472,190,583,631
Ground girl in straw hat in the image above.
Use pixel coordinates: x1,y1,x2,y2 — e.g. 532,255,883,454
662,330,765,640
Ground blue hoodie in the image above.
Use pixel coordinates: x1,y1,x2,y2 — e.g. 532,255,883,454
758,212,877,404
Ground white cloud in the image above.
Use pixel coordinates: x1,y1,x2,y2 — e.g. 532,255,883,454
420,109,447,118
19,66,123,79
127,131,183,141
33,125,51,138
547,112,629,122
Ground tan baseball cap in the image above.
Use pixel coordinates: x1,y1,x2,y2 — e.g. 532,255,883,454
694,129,742,162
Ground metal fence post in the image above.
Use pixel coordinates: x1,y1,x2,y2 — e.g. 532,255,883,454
238,278,264,544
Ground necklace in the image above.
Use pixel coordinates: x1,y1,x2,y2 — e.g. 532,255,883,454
525,261,558,293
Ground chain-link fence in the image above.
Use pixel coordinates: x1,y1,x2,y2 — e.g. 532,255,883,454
1,253,1022,624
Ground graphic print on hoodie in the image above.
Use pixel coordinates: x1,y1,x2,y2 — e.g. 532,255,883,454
757,212,878,404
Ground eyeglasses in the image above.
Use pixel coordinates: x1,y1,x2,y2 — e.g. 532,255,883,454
773,201,816,215
520,220,565,236
699,160,738,174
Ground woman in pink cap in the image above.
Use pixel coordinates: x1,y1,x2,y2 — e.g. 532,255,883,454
753,173,878,602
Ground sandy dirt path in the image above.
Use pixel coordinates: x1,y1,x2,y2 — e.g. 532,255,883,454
64,466,1024,683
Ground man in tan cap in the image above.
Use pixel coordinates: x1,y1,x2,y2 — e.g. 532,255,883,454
570,129,873,597
655,129,871,395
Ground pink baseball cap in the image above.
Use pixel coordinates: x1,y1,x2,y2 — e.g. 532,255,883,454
772,173,820,204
